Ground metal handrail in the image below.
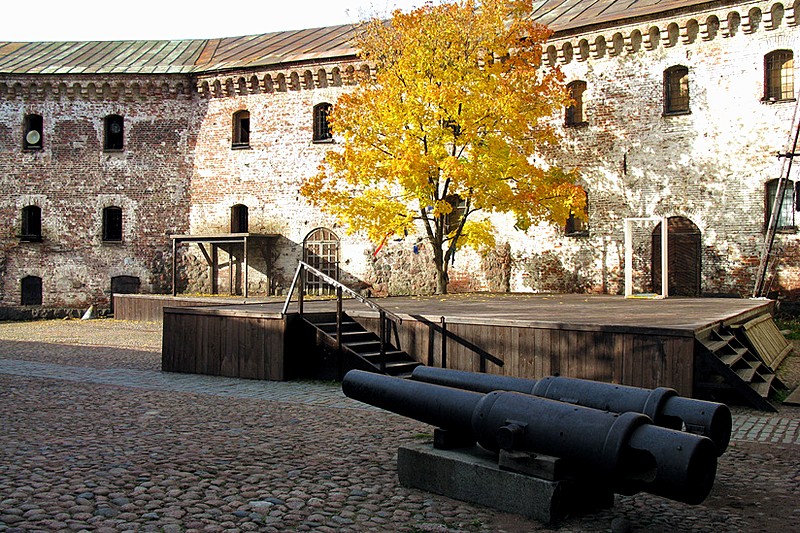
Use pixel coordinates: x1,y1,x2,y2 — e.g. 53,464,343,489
282,261,403,375
282,261,402,323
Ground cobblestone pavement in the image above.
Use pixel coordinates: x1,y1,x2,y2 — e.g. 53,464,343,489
1,319,798,532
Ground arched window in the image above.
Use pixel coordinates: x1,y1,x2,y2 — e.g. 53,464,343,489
20,205,42,242
21,276,42,305
230,204,249,233
765,179,796,230
232,110,250,148
102,206,123,242
565,81,587,126
664,66,690,114
764,50,794,102
303,228,340,294
313,103,333,142
104,114,124,150
23,114,43,150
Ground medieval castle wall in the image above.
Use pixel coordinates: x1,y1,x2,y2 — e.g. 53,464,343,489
0,1,798,307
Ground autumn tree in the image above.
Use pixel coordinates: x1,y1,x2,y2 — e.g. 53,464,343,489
301,0,584,294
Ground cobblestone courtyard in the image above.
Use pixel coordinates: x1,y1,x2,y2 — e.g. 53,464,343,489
0,319,798,532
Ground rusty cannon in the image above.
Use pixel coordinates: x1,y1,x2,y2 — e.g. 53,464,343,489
411,366,732,456
342,369,719,505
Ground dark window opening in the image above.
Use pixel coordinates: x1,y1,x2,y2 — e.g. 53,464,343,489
103,206,123,242
20,205,42,242
444,194,467,236
104,114,124,150
764,50,795,101
565,191,589,237
766,178,796,230
21,276,42,306
664,66,690,114
565,81,587,126
231,204,249,233
313,103,333,142
23,114,43,150
232,110,250,148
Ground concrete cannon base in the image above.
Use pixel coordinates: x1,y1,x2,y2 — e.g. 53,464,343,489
397,443,613,524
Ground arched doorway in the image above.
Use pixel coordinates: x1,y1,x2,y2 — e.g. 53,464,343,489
303,228,340,294
652,216,701,296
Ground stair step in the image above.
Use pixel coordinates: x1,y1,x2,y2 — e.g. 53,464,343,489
702,339,729,353
735,366,758,382
750,375,776,398
361,350,407,360
718,352,743,367
343,340,383,350
316,321,362,331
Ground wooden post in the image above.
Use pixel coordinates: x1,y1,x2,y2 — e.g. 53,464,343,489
171,238,177,296
243,235,249,298
211,244,218,295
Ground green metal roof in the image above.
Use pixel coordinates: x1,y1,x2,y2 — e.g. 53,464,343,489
0,1,718,75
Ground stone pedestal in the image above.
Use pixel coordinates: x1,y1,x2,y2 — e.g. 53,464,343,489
397,443,613,524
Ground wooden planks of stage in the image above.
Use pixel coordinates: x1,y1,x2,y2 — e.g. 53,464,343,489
126,293,776,398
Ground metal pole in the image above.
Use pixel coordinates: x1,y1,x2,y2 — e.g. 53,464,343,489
441,316,447,369
298,264,305,318
336,286,343,379
380,310,387,374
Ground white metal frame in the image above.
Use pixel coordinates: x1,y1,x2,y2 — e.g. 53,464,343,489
624,217,668,299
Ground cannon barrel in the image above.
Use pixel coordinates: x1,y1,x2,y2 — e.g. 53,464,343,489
410,366,731,455
343,370,718,505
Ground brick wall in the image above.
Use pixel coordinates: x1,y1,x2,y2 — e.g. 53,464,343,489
0,75,194,307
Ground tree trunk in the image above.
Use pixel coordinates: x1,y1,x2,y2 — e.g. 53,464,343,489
432,238,449,294
436,267,449,294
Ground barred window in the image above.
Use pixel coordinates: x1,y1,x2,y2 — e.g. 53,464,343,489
764,50,794,101
765,179,796,230
664,66,690,114
313,103,333,142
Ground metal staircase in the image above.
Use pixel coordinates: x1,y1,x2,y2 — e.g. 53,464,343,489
283,261,421,378
695,323,783,412
303,311,420,377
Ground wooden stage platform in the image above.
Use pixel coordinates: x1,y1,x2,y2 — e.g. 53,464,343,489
115,293,782,402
